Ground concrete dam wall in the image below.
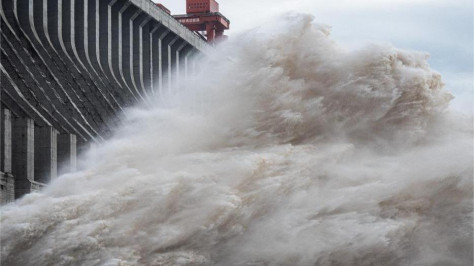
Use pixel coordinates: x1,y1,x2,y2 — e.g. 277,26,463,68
0,0,208,204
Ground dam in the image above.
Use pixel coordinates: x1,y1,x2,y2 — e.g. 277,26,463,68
0,2,472,265
0,0,222,203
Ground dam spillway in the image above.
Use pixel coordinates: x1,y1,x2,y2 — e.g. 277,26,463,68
0,7,472,265
0,0,208,203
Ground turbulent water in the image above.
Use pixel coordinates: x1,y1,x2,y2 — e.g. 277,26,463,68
1,14,473,266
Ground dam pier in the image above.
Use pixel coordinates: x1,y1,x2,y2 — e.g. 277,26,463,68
0,0,229,203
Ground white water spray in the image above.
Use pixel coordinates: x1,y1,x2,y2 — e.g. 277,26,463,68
1,14,472,266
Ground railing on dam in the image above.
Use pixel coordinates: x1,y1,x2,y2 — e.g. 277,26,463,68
0,0,208,204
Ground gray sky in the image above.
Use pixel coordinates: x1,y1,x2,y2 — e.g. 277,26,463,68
154,0,473,112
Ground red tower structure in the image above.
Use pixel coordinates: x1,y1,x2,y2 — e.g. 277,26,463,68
173,0,230,44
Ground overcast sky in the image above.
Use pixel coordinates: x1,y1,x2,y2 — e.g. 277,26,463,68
154,0,473,112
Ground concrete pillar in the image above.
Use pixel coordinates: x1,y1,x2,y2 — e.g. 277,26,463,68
1,108,14,204
12,117,35,199
32,0,49,47
34,126,58,183
190,53,196,76
185,48,198,78
118,4,140,97
131,13,150,97
159,35,179,96
1,108,13,174
92,0,128,99
157,29,171,98
168,37,180,90
149,25,162,95
72,0,86,67
57,133,76,176
138,18,152,97
47,0,61,51
85,0,98,72
59,0,73,58
125,10,143,99
108,0,131,93
184,55,189,82
176,43,189,89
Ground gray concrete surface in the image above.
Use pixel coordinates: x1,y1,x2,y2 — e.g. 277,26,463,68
0,0,207,203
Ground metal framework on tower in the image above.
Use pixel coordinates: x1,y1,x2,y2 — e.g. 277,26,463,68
172,0,230,44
